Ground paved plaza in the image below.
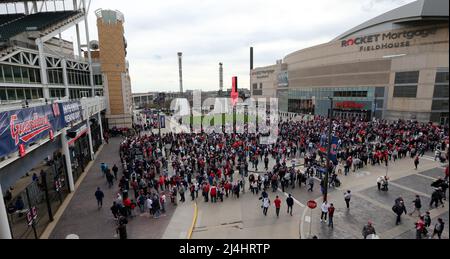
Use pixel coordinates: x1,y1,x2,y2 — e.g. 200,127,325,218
46,121,449,239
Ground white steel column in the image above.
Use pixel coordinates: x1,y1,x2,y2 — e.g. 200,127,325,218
62,59,69,98
86,119,94,160
75,24,82,58
98,112,104,143
0,185,12,239
61,129,75,192
36,38,50,99
82,0,95,97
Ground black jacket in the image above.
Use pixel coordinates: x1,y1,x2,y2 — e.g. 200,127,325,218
286,197,294,206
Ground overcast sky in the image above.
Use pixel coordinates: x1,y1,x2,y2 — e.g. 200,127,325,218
67,0,414,93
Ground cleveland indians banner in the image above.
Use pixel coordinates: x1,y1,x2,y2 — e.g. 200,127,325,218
0,104,64,158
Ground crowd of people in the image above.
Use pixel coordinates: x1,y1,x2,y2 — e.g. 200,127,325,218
101,117,448,239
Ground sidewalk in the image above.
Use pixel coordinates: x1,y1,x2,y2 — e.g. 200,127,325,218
301,158,449,239
47,137,177,239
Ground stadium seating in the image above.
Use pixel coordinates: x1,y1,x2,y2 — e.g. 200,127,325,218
0,14,25,27
0,11,80,42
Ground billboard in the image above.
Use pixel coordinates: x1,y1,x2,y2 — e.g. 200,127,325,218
0,104,65,158
59,101,83,127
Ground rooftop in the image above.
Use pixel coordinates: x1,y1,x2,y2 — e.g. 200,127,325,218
335,0,449,40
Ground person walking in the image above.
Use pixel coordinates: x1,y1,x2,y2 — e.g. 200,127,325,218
145,196,153,216
414,155,419,170
424,211,431,228
179,185,185,202
415,216,426,239
100,163,107,176
431,218,445,239
105,169,114,188
94,187,104,209
116,217,127,239
377,176,383,191
262,196,270,216
320,201,329,223
328,203,335,229
362,221,376,239
430,188,441,208
392,200,407,225
112,164,118,180
308,176,314,192
344,190,351,209
210,185,217,203
190,184,195,201
274,196,281,218
409,195,422,216
286,194,294,216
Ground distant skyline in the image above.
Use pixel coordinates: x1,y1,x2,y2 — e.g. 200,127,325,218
63,0,414,93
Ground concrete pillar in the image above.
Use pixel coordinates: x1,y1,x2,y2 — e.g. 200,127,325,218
98,112,104,143
0,185,12,239
86,119,94,160
36,38,49,99
61,129,75,192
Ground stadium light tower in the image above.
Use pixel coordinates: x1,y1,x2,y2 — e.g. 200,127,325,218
178,52,183,93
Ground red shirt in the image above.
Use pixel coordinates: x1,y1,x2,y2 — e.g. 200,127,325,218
274,198,281,208
210,186,217,196
328,206,335,216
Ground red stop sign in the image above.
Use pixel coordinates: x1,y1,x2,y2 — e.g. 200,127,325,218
307,200,317,209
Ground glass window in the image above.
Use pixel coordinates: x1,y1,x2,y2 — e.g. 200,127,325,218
375,99,384,109
7,88,16,100
0,88,7,100
13,66,22,83
37,88,43,98
435,72,449,84
0,65,4,83
22,68,30,83
433,84,449,98
432,100,449,111
36,70,41,83
58,70,63,84
4,65,13,82
393,85,417,98
25,88,31,99
31,88,38,99
375,87,385,97
395,71,419,84
16,88,25,100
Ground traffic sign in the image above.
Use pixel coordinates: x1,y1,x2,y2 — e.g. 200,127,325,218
307,200,317,209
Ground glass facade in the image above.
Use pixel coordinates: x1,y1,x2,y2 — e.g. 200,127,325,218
279,86,383,120
0,65,41,84
393,71,419,98
0,87,43,101
431,70,449,124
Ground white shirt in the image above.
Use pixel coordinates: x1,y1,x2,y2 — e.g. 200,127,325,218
321,202,329,212
262,198,270,208
145,198,153,209
344,192,352,200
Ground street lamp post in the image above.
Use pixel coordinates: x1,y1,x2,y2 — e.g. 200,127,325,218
323,97,333,202
157,109,162,149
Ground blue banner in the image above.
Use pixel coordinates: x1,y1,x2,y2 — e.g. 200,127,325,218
329,136,339,165
59,101,83,127
0,104,64,158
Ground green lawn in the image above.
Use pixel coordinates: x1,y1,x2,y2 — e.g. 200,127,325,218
182,113,258,126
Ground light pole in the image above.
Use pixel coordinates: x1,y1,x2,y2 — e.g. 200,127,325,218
323,97,333,202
